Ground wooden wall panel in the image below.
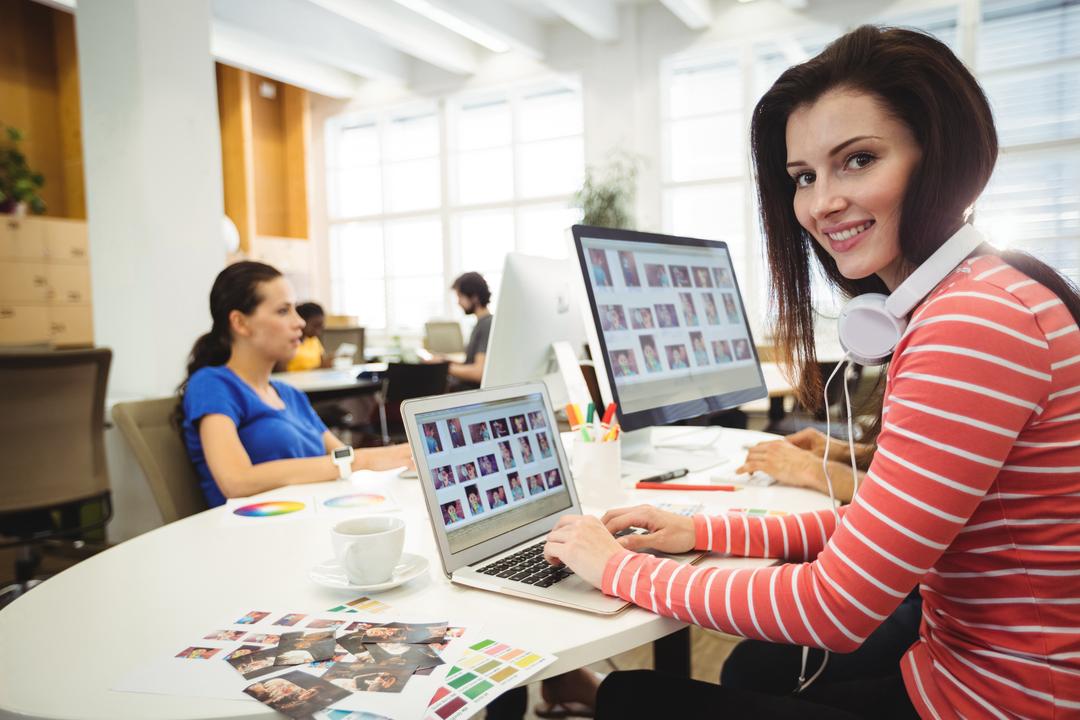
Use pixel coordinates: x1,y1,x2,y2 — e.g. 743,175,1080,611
0,0,80,219
216,64,256,252
250,75,288,238
281,84,310,240
52,10,85,220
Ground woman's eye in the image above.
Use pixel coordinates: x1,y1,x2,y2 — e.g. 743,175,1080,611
846,152,875,170
793,171,814,188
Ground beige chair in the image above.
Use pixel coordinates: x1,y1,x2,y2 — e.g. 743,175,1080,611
424,320,465,354
0,348,112,604
111,397,207,525
322,326,365,363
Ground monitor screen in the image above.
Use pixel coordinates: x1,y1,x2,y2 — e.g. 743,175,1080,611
573,225,767,430
413,392,573,555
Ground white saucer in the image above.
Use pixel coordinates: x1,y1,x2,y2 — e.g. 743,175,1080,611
309,553,429,592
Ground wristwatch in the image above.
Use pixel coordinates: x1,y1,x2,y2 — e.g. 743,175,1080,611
331,446,354,480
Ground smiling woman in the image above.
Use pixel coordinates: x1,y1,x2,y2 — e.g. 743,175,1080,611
784,92,923,289
176,261,412,507
541,25,1080,720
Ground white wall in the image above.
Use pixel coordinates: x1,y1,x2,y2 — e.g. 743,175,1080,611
77,0,226,400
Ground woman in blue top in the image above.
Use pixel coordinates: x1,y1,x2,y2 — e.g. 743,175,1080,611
179,261,411,507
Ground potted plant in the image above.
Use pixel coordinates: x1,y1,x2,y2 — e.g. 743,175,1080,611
0,125,46,215
573,152,638,229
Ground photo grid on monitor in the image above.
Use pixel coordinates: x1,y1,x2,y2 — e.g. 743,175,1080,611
415,394,572,554
579,231,765,419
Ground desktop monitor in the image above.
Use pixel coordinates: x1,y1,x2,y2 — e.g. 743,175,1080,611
481,253,589,409
572,225,768,469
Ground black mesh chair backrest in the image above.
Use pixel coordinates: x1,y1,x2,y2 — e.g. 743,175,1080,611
383,362,450,425
0,348,111,514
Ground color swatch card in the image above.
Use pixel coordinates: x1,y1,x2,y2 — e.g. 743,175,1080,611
425,639,556,720
219,496,316,526
316,490,399,515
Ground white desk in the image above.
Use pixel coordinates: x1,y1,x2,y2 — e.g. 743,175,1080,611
0,427,831,720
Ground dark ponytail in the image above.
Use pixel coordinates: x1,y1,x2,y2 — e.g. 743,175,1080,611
175,261,283,421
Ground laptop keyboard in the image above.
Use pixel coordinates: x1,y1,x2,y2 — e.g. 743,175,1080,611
475,527,644,588
476,542,573,588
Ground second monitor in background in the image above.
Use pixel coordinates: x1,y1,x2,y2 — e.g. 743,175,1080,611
481,253,590,409
572,224,768,473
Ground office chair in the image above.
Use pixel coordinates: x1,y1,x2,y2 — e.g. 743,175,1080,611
377,362,450,444
111,398,208,525
0,348,113,607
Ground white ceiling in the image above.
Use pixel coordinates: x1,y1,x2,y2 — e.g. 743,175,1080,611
41,0,812,99
208,0,725,97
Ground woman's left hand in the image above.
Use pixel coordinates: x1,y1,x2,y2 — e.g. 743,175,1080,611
543,515,625,589
736,440,821,492
357,443,415,471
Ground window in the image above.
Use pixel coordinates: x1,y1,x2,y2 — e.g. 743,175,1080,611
449,84,585,298
327,105,444,332
661,1,1080,339
327,81,584,333
974,0,1080,280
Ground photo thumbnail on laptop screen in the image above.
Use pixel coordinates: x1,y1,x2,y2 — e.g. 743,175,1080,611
581,236,761,415
415,392,573,555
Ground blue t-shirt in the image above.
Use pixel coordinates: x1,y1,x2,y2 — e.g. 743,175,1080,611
182,365,328,507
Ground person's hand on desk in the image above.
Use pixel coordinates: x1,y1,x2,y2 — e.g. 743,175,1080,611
354,443,415,472
736,439,820,491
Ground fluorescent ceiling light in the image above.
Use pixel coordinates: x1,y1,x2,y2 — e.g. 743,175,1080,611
392,0,511,54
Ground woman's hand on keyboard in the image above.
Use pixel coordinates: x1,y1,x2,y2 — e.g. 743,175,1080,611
601,505,695,554
543,515,624,589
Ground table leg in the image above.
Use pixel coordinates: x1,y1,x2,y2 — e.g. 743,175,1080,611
653,628,691,677
768,396,786,424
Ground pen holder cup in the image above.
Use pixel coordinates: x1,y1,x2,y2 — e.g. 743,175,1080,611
571,435,623,507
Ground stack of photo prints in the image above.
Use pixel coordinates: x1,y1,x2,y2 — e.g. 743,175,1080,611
585,246,755,382
159,598,555,720
175,603,461,718
421,407,564,530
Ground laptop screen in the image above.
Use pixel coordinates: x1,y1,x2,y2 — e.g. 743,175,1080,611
413,391,573,555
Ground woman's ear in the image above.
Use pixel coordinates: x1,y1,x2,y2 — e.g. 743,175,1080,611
228,309,250,338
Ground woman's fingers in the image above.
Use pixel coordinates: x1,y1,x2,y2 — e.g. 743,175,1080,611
602,508,654,535
600,505,645,525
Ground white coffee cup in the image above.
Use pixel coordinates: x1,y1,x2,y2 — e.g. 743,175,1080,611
331,516,405,586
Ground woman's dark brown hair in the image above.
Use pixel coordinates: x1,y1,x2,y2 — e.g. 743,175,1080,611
175,261,283,417
751,25,1080,411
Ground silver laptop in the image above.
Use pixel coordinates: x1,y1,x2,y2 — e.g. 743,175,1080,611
402,382,632,614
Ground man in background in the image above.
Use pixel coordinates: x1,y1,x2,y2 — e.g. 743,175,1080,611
446,272,492,390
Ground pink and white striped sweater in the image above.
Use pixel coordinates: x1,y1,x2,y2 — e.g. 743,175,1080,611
601,255,1080,719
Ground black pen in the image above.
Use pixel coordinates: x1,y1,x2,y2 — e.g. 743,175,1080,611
638,468,689,484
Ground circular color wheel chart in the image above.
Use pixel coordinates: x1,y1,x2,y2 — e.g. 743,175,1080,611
323,493,387,509
232,500,306,517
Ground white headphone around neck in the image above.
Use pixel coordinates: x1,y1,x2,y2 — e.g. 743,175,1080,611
837,223,987,365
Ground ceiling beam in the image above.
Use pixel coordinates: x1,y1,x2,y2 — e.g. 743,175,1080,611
307,0,483,75
211,22,361,98
212,0,409,85
542,0,619,43
660,0,713,30
395,0,547,58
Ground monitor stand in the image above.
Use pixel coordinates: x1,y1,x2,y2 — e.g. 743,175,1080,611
619,426,730,479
